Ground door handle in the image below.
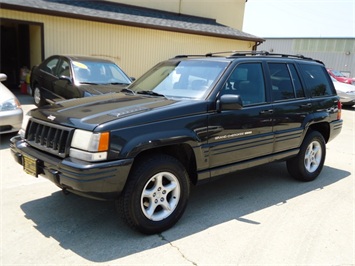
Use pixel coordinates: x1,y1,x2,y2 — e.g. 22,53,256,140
260,109,274,114
300,103,312,108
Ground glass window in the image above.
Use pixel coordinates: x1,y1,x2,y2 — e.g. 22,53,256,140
129,60,228,99
299,64,334,97
57,60,70,77
268,63,295,101
223,63,266,105
109,64,131,83
72,61,131,85
288,64,304,98
40,58,59,75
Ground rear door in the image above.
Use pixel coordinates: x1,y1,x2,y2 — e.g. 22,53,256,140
267,62,312,152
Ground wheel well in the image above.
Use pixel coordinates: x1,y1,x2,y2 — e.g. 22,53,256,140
308,122,330,143
132,144,198,185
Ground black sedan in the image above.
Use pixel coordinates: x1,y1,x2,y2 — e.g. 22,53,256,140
30,55,132,106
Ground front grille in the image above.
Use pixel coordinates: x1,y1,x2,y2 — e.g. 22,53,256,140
26,118,74,158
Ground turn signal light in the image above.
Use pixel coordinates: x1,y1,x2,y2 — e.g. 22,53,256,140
98,132,110,152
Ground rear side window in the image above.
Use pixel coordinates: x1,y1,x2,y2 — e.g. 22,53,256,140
289,64,304,98
298,64,334,97
269,63,302,101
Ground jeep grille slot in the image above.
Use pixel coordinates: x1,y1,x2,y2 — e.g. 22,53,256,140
26,119,74,158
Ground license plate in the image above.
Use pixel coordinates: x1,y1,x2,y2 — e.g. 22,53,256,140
23,155,38,177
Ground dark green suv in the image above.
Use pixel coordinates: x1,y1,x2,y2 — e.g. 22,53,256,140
11,51,343,234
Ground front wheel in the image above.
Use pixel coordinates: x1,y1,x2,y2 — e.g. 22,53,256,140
33,85,45,107
287,130,326,181
117,154,190,234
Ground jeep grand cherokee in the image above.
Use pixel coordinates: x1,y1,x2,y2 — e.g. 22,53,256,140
11,51,343,234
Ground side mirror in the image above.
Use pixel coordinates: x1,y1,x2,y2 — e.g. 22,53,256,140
0,73,7,82
59,75,72,84
218,94,243,111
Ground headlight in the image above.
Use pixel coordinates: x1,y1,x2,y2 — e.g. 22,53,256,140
70,129,110,162
0,98,21,111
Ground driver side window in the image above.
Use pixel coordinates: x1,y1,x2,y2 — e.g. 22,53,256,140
57,60,71,78
40,58,59,75
223,63,266,105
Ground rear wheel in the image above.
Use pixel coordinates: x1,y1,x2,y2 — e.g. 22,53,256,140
287,130,326,181
117,154,190,234
33,85,45,107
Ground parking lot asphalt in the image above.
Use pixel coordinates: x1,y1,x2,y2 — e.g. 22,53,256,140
1,94,354,265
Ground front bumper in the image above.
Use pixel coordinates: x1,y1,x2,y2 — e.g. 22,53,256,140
0,109,23,134
10,135,133,200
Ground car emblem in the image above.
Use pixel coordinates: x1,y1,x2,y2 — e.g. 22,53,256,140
47,115,56,121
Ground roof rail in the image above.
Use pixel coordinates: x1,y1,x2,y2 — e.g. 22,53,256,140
230,51,311,59
174,51,247,58
173,51,324,64
174,54,206,58
229,51,325,64
230,50,269,56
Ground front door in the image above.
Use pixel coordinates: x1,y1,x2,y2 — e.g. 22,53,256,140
53,59,78,100
207,62,274,169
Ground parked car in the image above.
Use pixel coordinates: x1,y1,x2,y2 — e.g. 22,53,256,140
331,76,355,106
327,68,355,85
11,51,343,234
30,55,133,106
0,73,23,134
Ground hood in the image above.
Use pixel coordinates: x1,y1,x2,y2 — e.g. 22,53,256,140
30,93,206,131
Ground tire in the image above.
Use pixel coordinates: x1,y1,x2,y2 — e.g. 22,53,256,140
287,130,326,181
33,85,45,107
117,154,190,234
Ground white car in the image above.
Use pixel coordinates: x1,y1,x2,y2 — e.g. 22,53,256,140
0,73,23,134
331,76,355,107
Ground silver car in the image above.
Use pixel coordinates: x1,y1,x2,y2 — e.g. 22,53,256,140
0,73,23,134
332,76,355,107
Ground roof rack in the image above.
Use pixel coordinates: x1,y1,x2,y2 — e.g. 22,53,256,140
229,51,325,64
174,54,204,58
229,50,312,59
174,51,249,58
173,51,324,64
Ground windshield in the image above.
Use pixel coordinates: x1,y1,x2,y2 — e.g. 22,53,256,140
128,60,228,99
73,60,132,85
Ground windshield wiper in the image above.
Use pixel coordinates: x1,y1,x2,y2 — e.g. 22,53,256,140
109,82,130,85
137,90,166,98
80,82,98,85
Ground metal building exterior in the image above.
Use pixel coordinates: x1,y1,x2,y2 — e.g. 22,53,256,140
0,0,263,90
258,38,355,78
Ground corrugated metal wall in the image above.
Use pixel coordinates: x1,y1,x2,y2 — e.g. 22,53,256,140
1,9,253,78
258,38,355,77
